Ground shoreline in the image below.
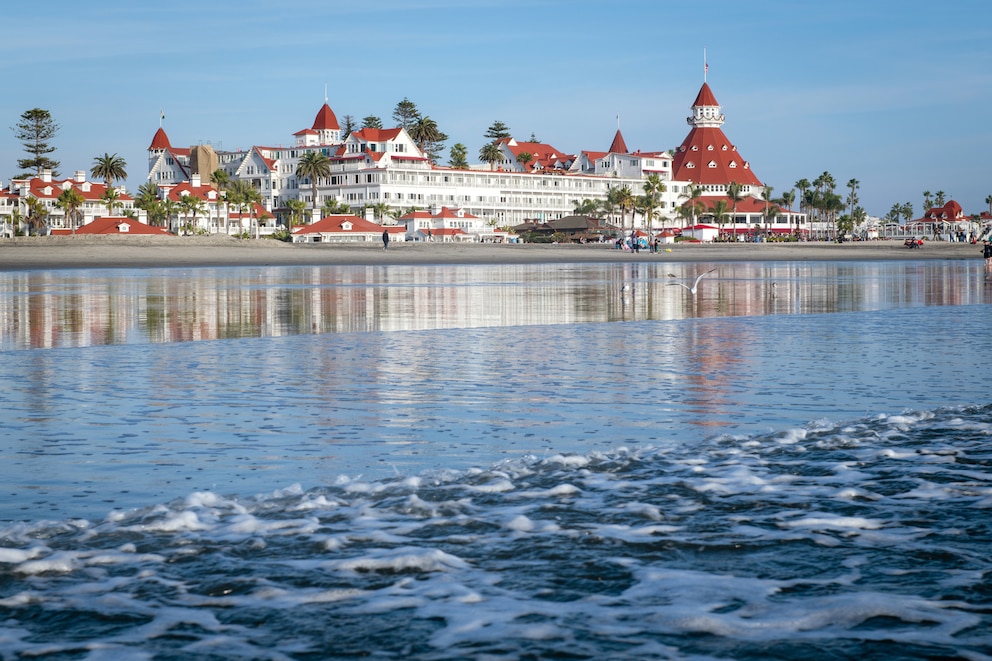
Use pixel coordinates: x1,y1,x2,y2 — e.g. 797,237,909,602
0,235,984,271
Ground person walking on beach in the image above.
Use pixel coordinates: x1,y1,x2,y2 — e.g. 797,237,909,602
382,229,389,251
982,239,991,267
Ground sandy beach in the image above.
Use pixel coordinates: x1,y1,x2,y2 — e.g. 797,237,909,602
0,235,984,271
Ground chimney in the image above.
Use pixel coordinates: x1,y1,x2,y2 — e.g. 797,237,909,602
40,169,52,183
74,170,86,183
191,174,201,187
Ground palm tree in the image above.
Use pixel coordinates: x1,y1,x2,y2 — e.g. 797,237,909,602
611,186,635,231
56,187,85,235
923,190,933,210
295,151,331,219
934,190,946,207
101,188,122,218
726,182,745,237
846,178,859,220
779,189,797,234
572,199,599,216
409,116,447,164
178,194,206,235
322,198,351,216
685,184,705,229
516,152,534,171
638,195,659,235
985,194,992,216
285,198,307,231
210,169,231,234
761,185,775,236
710,199,731,237
25,197,48,235
479,142,503,170
91,153,128,190
643,174,666,230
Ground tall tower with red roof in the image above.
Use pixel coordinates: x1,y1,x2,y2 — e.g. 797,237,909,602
670,82,762,195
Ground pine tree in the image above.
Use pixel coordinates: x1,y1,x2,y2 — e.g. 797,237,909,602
484,120,511,141
361,116,383,130
392,98,421,130
14,108,60,176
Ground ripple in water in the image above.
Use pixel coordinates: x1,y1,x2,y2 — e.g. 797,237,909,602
1,405,990,659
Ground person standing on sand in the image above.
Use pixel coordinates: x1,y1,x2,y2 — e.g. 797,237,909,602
982,240,991,267
382,229,389,251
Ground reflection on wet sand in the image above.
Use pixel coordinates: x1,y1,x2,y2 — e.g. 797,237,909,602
0,261,988,350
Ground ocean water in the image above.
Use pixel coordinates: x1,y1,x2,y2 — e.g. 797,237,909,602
0,259,990,659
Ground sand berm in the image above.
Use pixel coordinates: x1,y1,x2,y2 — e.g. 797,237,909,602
0,235,983,271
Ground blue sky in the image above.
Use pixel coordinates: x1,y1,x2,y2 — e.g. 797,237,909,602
2,0,990,217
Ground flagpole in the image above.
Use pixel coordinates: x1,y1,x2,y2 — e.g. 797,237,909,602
703,47,707,83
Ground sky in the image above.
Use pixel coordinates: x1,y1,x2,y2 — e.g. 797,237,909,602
2,0,990,218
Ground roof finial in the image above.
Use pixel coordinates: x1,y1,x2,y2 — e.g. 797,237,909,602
159,109,165,128
324,83,328,104
617,113,620,130
704,47,708,83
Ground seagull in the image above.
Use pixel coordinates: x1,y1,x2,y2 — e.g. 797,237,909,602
667,269,716,295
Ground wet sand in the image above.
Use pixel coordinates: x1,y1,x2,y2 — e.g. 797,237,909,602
0,235,983,271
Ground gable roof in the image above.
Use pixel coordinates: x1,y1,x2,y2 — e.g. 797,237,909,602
292,214,383,234
59,217,170,236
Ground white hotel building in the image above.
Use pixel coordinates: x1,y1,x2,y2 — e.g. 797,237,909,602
146,82,801,236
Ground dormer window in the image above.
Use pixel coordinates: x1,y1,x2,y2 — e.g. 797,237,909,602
729,161,737,168
686,162,695,169
706,145,714,151
691,146,698,151
341,221,353,231
707,161,717,168
722,145,728,151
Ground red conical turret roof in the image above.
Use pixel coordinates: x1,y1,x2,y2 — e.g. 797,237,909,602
607,129,628,154
692,82,719,107
312,103,340,131
149,127,171,150
670,82,762,188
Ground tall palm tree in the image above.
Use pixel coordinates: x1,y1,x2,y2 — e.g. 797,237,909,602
91,153,128,190
846,178,859,220
686,184,705,229
479,142,503,171
295,151,332,220
726,182,745,237
922,190,933,210
638,195,659,234
710,199,731,237
934,190,946,207
516,152,534,171
56,187,85,235
779,189,797,235
985,194,992,216
643,174,666,230
210,169,231,234
612,186,635,231
178,194,205,235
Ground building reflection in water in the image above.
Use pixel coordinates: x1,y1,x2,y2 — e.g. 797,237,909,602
0,261,988,351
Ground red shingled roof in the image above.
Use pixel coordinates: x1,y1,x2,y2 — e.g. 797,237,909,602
607,130,628,154
292,214,383,235
312,103,340,131
149,127,171,150
670,82,762,187
56,217,170,236
692,82,720,107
